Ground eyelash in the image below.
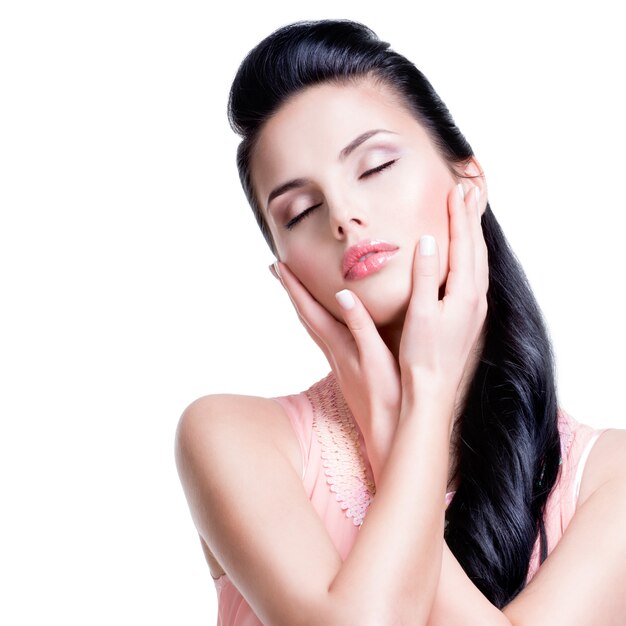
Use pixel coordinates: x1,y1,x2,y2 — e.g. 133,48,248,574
283,159,399,231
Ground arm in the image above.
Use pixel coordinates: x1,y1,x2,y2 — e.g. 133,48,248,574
501,431,626,625
326,192,489,624
327,377,457,624
434,467,626,626
361,402,511,626
365,413,626,624
176,386,458,626
242,181,486,623
177,254,481,626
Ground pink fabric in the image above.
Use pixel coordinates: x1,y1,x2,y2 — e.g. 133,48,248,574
525,407,610,582
212,371,609,625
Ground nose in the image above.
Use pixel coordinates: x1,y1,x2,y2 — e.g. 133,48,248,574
327,195,368,239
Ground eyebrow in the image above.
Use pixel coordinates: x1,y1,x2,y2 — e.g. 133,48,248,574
266,128,398,211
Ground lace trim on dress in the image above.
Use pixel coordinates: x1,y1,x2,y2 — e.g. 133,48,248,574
557,407,575,465
306,372,376,527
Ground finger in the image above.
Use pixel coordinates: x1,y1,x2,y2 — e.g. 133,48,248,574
444,182,476,300
467,185,490,298
275,261,352,354
405,234,440,322
334,288,394,363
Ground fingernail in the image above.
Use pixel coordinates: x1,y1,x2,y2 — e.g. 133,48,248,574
268,263,278,279
419,234,436,256
457,182,465,201
335,289,355,310
273,261,282,280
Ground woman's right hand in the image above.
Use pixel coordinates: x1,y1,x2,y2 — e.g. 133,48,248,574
269,259,402,479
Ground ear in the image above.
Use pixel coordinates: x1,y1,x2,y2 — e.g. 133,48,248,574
460,157,488,216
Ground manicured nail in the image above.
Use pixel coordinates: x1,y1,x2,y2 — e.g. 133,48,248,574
335,289,355,310
419,235,436,256
457,183,465,201
268,263,278,279
273,261,282,280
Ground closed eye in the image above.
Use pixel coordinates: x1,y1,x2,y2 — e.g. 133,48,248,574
359,158,398,179
284,203,323,231
284,159,399,231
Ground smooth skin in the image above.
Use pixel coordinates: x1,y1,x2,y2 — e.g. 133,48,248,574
177,180,486,624
271,182,486,488
253,78,489,490
175,78,626,624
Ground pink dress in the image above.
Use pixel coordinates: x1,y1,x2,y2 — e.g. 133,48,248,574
212,371,610,625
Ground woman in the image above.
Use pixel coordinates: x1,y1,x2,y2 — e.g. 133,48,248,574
175,19,626,625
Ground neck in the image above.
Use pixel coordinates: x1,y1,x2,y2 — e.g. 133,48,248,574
377,315,486,494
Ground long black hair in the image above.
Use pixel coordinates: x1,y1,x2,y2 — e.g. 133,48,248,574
227,19,561,608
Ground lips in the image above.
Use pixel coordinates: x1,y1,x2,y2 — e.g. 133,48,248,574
342,239,399,279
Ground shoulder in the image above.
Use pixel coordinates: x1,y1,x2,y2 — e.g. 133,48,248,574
576,426,626,508
174,392,302,483
174,391,345,624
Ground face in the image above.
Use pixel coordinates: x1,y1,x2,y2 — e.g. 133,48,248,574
251,78,469,331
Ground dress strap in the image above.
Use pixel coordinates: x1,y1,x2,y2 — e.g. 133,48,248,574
270,393,313,482
572,428,610,508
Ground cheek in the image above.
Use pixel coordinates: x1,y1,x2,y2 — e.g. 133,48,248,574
401,182,452,290
283,254,345,321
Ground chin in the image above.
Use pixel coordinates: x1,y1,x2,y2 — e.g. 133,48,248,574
372,303,408,330
359,284,411,329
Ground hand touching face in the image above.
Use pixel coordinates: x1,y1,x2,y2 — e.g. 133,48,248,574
253,77,486,337
268,179,488,486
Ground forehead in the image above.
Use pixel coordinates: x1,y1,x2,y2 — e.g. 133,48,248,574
250,79,438,211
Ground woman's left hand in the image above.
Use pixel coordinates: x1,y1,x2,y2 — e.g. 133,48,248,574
398,182,489,409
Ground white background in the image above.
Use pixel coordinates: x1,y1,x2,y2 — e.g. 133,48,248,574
1,1,624,624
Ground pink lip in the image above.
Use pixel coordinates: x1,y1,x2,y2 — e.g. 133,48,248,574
342,239,399,281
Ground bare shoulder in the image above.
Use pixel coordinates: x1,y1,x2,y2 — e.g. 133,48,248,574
175,392,302,479
174,393,304,577
175,393,303,578
577,426,626,508
174,392,344,625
